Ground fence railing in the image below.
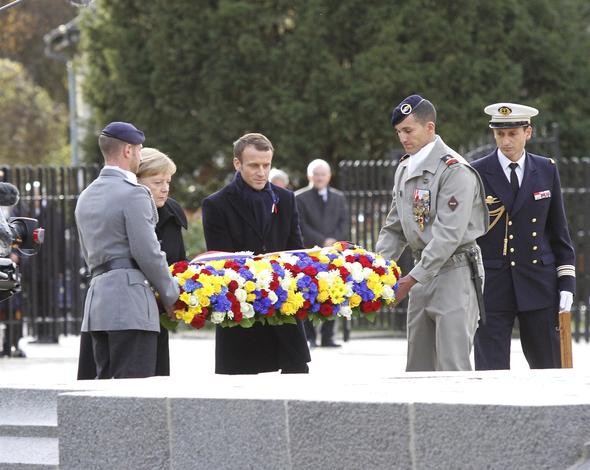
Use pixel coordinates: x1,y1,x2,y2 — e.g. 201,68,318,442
1,136,589,352
0,165,99,354
339,154,590,342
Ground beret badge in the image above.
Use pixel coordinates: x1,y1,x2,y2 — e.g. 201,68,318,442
401,103,413,115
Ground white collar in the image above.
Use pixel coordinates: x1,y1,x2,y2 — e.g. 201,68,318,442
104,165,137,184
497,149,526,170
407,136,438,174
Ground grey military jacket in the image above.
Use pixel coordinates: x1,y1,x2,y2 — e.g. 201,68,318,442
376,136,488,284
75,168,179,332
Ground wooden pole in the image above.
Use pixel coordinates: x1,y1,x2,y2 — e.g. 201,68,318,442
559,311,573,368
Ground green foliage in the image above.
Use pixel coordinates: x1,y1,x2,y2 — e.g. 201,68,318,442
0,59,69,165
79,0,590,201
182,210,207,259
0,0,76,104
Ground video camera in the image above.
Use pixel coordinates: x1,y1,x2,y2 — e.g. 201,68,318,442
0,182,44,300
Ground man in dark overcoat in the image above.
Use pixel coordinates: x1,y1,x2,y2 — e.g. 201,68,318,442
201,132,311,374
473,102,576,369
295,158,350,347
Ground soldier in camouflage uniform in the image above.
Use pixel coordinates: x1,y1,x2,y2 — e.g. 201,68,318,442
376,95,489,371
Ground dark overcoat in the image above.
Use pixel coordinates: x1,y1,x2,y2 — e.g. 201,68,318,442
295,186,350,247
472,151,576,312
202,178,311,374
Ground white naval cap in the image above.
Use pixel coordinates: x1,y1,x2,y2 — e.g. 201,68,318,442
484,102,539,128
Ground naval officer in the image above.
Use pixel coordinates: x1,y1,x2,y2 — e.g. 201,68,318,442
472,103,576,369
376,94,488,371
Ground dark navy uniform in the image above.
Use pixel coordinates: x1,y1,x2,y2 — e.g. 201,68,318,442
473,150,575,369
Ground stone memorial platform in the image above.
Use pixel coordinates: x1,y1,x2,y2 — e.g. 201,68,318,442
2,335,590,469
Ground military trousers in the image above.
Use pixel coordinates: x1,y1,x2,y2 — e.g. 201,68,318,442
474,305,560,370
406,257,480,371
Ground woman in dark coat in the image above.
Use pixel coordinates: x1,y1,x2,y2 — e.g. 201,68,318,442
77,148,187,379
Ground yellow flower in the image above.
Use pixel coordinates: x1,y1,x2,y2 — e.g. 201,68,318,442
244,280,256,292
349,293,362,308
281,291,305,315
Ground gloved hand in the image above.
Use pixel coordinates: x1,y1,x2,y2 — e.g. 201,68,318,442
559,291,573,312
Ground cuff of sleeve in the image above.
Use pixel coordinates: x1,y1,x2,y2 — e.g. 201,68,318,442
409,264,433,285
557,275,576,296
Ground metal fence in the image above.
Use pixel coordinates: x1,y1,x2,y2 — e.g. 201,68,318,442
0,165,99,355
339,134,590,342
1,132,589,352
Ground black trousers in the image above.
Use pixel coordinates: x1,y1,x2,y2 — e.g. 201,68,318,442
78,329,170,379
90,330,158,379
474,306,560,370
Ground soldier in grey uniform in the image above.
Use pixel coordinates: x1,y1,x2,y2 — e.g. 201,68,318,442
75,122,179,379
376,95,488,371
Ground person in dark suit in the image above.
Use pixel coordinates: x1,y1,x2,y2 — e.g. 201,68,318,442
201,132,311,375
472,103,576,370
75,122,179,379
295,159,350,347
77,146,187,379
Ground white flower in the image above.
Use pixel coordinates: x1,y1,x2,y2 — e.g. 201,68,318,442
235,288,247,302
256,270,273,289
339,305,353,319
268,290,278,304
210,311,226,324
373,256,387,268
188,294,198,307
382,285,395,300
348,262,365,283
241,302,255,318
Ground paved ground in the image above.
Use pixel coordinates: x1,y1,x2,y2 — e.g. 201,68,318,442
2,330,589,385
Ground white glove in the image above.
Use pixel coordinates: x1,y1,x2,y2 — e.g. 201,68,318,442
559,291,573,312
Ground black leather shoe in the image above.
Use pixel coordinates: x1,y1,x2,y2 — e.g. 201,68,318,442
321,342,341,348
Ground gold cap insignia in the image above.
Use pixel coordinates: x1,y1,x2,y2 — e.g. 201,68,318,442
498,106,512,116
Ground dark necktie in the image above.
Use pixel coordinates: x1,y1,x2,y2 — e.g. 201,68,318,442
509,162,519,196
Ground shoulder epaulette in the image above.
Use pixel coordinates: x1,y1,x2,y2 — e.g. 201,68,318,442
399,154,410,163
549,158,556,165
441,154,459,166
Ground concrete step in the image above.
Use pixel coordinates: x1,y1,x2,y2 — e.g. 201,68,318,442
0,387,66,468
0,436,58,468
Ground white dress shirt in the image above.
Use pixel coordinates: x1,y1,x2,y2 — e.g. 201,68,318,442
103,165,138,184
497,150,526,187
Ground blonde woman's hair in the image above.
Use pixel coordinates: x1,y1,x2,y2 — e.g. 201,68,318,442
138,147,177,178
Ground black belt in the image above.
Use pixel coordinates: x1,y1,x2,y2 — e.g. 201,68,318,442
91,258,138,278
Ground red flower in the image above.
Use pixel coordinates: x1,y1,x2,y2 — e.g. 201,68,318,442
373,266,386,276
319,302,334,317
296,309,308,321
228,280,239,291
269,273,280,291
171,260,189,275
190,314,206,329
360,300,381,313
224,260,241,271
175,299,187,310
337,266,350,279
345,255,356,263
358,256,373,268
303,266,317,277
267,306,275,317
232,308,243,323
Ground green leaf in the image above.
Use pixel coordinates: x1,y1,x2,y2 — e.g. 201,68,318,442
159,314,179,332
